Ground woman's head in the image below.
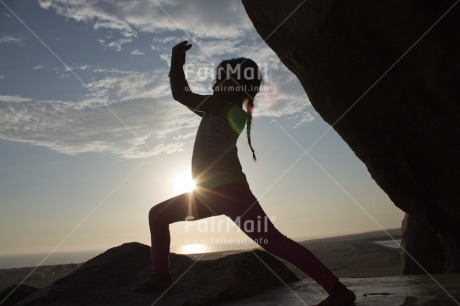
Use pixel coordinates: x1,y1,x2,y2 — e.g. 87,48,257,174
213,58,263,161
212,58,263,104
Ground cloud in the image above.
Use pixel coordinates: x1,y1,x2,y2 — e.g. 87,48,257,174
34,0,315,119
130,49,144,56
98,38,133,51
51,64,92,79
0,96,198,158
33,65,43,70
86,69,171,101
0,62,314,158
3,1,316,159
0,74,5,80
0,35,23,45
293,112,315,128
0,95,32,103
38,0,52,9
37,0,253,39
64,64,90,71
0,70,199,159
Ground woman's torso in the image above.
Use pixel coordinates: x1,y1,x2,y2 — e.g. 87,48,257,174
192,101,248,190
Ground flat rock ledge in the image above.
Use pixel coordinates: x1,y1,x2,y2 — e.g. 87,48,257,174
224,274,460,305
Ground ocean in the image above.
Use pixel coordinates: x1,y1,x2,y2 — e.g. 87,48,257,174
0,250,103,269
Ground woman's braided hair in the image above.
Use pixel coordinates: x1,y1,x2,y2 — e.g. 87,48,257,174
214,58,263,161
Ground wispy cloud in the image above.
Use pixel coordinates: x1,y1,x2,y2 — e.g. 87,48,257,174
64,64,90,71
0,69,198,159
3,68,312,159
0,95,32,103
33,0,311,117
0,0,316,159
0,59,314,159
86,69,171,101
0,74,5,80
0,35,23,45
37,0,252,39
130,49,144,56
98,38,133,51
37,0,52,9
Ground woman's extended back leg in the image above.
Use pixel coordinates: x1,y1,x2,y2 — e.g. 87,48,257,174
225,187,339,294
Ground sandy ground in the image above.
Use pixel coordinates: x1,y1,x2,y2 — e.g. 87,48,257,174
0,229,402,292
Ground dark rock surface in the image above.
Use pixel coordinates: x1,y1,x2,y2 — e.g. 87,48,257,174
401,214,445,275
224,274,460,305
16,242,299,305
0,284,38,306
242,0,460,272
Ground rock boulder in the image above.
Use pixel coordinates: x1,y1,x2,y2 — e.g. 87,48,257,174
17,243,299,305
242,0,460,272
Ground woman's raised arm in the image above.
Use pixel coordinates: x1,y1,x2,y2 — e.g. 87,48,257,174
169,41,218,114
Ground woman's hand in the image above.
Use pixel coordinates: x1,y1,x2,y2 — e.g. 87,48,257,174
171,41,192,68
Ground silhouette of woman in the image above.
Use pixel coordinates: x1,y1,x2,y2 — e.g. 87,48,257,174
136,41,356,305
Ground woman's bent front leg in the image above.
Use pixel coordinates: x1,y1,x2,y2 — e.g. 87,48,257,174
149,191,216,274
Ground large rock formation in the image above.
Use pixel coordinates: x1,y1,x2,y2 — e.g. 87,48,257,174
242,0,460,273
401,214,445,274
15,243,298,305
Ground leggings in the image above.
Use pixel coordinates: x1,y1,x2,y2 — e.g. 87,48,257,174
148,183,338,293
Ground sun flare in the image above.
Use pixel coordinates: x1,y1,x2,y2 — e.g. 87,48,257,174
173,170,196,194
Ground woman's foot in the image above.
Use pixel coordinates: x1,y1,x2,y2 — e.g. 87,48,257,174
318,281,356,306
134,272,173,292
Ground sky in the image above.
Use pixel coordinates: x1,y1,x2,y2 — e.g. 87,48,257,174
0,0,404,264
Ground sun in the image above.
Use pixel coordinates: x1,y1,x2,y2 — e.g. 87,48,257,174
173,169,196,194
177,243,209,254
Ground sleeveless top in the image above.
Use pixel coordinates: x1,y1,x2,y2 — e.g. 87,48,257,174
192,101,249,190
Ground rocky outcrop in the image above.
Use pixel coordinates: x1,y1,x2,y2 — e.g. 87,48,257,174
401,214,445,275
0,284,38,306
242,0,460,272
16,243,299,305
